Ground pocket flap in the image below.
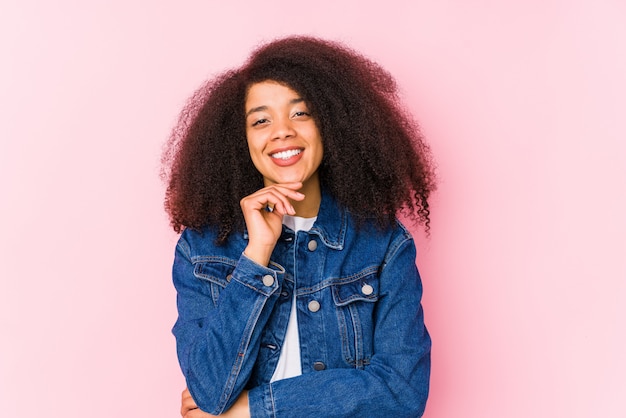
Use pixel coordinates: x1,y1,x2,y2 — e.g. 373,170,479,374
331,268,379,306
192,257,236,288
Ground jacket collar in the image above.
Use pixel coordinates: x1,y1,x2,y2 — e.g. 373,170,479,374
242,189,347,251
308,190,346,250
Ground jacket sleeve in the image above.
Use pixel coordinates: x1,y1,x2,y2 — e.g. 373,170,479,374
247,235,431,418
172,234,285,415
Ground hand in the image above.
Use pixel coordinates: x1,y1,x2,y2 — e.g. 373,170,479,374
181,388,250,418
181,388,201,417
240,182,304,265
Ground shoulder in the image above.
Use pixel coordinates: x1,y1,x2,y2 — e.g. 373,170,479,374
339,213,416,262
177,226,247,260
346,213,414,245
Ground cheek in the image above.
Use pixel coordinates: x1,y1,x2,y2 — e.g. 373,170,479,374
315,149,324,168
313,134,324,163
245,139,266,173
245,134,260,156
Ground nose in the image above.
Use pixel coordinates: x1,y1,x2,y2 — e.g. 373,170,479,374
271,116,295,140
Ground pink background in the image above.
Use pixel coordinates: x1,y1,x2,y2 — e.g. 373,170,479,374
1,1,625,417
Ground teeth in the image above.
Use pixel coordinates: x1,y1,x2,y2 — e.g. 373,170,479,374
271,149,302,160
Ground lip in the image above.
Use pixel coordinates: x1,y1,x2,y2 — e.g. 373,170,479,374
269,147,304,167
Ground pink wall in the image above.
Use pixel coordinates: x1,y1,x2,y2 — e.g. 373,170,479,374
1,1,624,417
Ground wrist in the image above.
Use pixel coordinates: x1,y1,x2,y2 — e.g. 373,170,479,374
243,244,274,266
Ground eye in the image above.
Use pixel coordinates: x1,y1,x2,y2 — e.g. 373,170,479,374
251,118,269,127
293,111,311,118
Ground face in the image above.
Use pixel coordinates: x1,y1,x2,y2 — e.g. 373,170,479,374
245,81,323,189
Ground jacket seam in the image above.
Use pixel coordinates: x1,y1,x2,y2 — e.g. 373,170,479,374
218,296,267,413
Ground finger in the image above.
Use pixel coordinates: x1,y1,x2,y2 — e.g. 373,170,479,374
266,181,303,191
241,192,289,216
263,183,306,202
242,189,295,216
185,409,217,418
261,186,303,210
181,388,198,416
183,407,199,418
247,183,305,203
182,401,198,416
182,388,192,401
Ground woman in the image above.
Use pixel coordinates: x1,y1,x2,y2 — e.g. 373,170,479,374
163,36,435,418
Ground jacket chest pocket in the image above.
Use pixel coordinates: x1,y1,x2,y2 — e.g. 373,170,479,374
193,258,236,306
331,267,379,369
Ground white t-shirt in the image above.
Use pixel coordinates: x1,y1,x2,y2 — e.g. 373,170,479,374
270,215,317,382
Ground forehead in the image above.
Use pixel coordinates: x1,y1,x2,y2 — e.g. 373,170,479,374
245,81,302,108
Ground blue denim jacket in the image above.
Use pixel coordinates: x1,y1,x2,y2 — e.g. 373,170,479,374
172,192,430,417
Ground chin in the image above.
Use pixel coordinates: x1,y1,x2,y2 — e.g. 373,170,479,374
272,174,304,184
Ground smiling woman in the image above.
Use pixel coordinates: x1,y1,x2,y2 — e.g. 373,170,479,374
244,81,324,210
162,36,436,418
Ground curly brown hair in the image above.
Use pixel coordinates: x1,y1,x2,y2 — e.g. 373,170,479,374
162,36,436,244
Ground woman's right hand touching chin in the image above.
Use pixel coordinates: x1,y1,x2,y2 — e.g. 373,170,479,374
239,182,304,266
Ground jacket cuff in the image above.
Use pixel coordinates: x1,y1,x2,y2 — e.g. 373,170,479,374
231,253,284,297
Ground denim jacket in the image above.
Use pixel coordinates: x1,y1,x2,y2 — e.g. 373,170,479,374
172,192,431,417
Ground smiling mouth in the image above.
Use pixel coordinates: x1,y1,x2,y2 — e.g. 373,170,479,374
270,149,302,160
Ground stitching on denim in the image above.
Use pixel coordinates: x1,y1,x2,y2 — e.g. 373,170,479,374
331,280,379,306
348,303,364,369
210,283,223,305
297,265,379,295
269,383,276,418
193,261,233,286
217,296,266,412
191,255,238,266
335,303,353,365
232,276,275,297
380,223,413,273
176,237,191,259
309,208,347,249
268,260,286,274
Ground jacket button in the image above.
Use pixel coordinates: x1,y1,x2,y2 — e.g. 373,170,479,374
313,362,326,371
308,300,321,312
262,275,275,287
361,284,374,295
307,240,318,251
226,274,233,282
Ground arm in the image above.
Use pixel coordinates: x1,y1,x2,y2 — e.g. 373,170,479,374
247,236,431,418
173,243,282,415
174,183,305,414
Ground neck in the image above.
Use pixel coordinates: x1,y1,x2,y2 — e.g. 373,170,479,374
292,179,321,218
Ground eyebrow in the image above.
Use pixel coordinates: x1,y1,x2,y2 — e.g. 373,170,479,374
245,98,305,117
